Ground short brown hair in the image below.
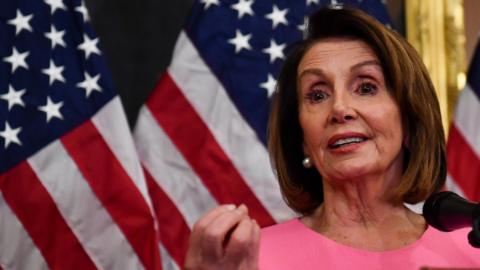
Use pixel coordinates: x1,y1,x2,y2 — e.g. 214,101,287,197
268,6,446,215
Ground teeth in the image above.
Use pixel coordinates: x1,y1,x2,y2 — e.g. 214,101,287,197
332,137,365,147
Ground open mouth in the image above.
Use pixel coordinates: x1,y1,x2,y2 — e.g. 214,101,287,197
328,137,368,149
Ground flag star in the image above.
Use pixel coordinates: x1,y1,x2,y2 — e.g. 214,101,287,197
7,10,33,35
77,72,102,97
44,0,67,14
200,0,220,10
3,47,29,73
265,5,288,29
42,60,65,85
45,25,66,49
298,17,308,32
262,39,286,63
307,0,319,5
228,30,252,53
0,122,22,148
38,97,64,123
75,1,90,22
1,85,26,110
260,74,277,97
231,0,254,19
78,34,101,59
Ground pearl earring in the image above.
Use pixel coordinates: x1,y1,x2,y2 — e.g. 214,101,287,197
302,157,312,168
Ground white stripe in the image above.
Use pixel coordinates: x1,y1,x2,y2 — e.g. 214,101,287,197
135,107,218,228
92,97,153,212
445,173,467,198
407,174,467,215
405,202,424,215
0,193,49,270
28,140,143,270
168,31,294,222
452,84,480,158
159,244,181,270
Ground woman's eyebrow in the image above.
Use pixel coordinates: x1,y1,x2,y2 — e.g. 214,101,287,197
350,60,381,72
298,68,326,81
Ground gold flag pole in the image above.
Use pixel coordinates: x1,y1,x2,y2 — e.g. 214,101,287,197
405,0,466,136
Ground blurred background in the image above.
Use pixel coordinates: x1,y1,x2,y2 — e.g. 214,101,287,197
83,0,480,129
2,1,480,269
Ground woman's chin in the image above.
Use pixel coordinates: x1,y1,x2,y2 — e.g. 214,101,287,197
323,164,374,182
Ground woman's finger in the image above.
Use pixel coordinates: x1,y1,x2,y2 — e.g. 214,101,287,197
200,204,249,259
189,204,236,246
246,220,261,269
185,204,238,269
224,217,260,268
193,204,237,233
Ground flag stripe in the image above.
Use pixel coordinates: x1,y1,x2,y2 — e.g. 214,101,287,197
145,168,190,267
0,193,49,270
92,97,153,212
445,174,467,198
61,120,160,270
159,244,182,270
168,32,292,223
451,84,480,158
447,124,480,200
146,73,275,226
0,161,97,269
135,106,218,227
28,140,143,270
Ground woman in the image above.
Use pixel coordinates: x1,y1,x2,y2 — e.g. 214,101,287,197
185,7,480,269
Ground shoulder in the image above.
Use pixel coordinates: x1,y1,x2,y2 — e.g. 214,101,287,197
261,218,302,238
260,218,301,250
258,218,330,270
260,218,313,248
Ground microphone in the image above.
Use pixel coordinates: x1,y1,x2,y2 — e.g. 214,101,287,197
423,191,480,232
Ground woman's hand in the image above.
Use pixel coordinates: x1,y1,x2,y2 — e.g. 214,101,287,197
184,204,260,270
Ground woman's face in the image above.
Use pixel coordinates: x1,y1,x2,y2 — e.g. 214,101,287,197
298,38,404,183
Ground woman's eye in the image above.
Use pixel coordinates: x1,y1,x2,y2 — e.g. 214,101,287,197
306,90,328,103
358,82,377,95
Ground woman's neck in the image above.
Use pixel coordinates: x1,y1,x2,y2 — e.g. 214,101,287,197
301,175,426,251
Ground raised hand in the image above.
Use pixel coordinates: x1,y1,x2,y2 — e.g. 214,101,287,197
184,204,260,270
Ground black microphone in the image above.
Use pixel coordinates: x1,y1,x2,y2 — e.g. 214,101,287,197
423,191,480,232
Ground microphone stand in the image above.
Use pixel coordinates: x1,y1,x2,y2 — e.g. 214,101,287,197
468,217,480,248
467,204,480,248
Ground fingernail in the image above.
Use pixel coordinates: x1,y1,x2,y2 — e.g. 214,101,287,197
252,219,260,229
224,204,236,211
237,204,247,212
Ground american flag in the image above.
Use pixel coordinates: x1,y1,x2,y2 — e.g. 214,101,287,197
0,0,161,269
447,40,480,201
134,0,391,269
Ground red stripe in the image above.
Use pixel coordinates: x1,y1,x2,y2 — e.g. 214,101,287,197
61,120,161,270
146,73,275,226
144,167,190,267
0,161,97,269
447,124,480,200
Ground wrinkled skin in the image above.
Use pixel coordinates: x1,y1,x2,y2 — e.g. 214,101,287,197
184,204,260,270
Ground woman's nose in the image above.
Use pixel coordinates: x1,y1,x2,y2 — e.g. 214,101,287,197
328,94,356,124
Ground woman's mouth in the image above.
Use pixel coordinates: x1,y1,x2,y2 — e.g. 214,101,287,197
328,133,368,149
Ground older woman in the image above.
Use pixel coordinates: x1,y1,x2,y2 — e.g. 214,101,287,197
185,7,480,270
